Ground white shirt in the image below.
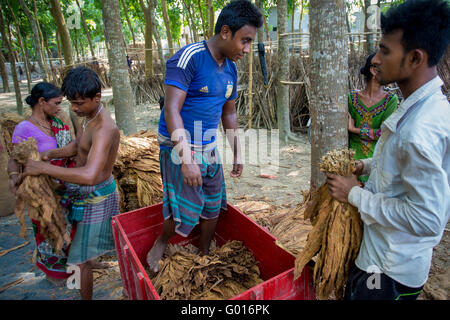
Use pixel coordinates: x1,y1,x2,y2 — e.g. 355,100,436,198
348,76,450,288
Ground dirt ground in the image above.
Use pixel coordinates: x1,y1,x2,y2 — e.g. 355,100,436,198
0,80,448,300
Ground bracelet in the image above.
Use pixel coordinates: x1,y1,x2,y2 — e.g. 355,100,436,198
8,171,20,178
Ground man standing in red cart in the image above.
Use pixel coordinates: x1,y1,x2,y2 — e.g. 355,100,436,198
326,0,450,300
146,0,263,274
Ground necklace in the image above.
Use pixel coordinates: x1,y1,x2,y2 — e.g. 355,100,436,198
82,104,103,132
30,115,51,131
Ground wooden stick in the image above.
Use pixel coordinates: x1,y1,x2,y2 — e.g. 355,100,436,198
0,241,30,258
280,80,304,85
248,50,253,129
0,278,24,293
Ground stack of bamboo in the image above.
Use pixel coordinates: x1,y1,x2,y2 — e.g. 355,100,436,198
114,129,163,212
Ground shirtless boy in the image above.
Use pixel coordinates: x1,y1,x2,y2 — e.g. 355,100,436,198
24,66,121,300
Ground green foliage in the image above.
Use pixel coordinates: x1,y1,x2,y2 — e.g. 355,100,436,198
168,0,182,42
1,0,408,65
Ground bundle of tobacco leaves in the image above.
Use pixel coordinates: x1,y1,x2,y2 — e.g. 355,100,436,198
148,240,264,300
271,190,314,256
293,149,363,300
113,130,162,212
12,138,70,253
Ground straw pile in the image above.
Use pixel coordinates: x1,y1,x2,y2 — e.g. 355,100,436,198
114,129,163,212
11,138,70,253
292,149,363,300
234,199,289,230
270,190,314,256
0,112,26,156
149,240,264,300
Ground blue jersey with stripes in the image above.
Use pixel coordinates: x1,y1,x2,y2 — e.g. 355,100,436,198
158,40,238,148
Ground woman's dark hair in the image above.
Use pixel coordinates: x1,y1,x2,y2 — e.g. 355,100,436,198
25,82,62,108
214,0,263,36
61,66,102,100
360,53,376,83
381,0,450,67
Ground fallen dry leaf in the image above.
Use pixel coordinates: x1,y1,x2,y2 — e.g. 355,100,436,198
287,171,300,177
257,174,278,180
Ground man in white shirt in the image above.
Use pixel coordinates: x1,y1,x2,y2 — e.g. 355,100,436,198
326,0,450,300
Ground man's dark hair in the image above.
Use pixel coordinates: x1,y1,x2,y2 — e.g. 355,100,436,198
214,0,263,36
61,66,102,100
380,0,450,66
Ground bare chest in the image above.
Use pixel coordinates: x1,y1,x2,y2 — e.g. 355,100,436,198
75,130,93,166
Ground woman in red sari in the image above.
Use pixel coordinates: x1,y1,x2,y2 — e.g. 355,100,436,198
7,82,76,285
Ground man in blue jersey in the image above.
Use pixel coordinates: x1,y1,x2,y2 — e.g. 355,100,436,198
147,0,263,273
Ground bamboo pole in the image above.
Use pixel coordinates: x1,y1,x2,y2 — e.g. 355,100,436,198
280,80,304,85
248,50,253,129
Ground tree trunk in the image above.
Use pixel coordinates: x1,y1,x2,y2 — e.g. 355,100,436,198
49,0,74,67
56,31,63,64
43,32,55,83
182,0,199,43
120,0,137,47
197,0,207,38
72,31,80,63
19,0,50,81
276,0,291,142
22,36,34,85
0,6,23,115
101,0,137,135
139,0,154,78
366,0,376,53
299,0,304,52
12,24,32,92
256,0,264,42
291,0,296,32
345,3,356,57
33,0,53,80
207,0,214,39
33,0,47,61
263,13,271,44
76,0,96,58
8,29,19,63
0,48,10,92
161,0,174,56
152,7,165,74
362,0,376,54
309,0,349,188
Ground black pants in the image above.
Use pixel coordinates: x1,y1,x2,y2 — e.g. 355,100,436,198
344,265,424,300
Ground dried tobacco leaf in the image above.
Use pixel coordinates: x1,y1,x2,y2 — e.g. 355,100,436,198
148,240,264,300
12,138,70,253
292,148,363,300
113,130,163,212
